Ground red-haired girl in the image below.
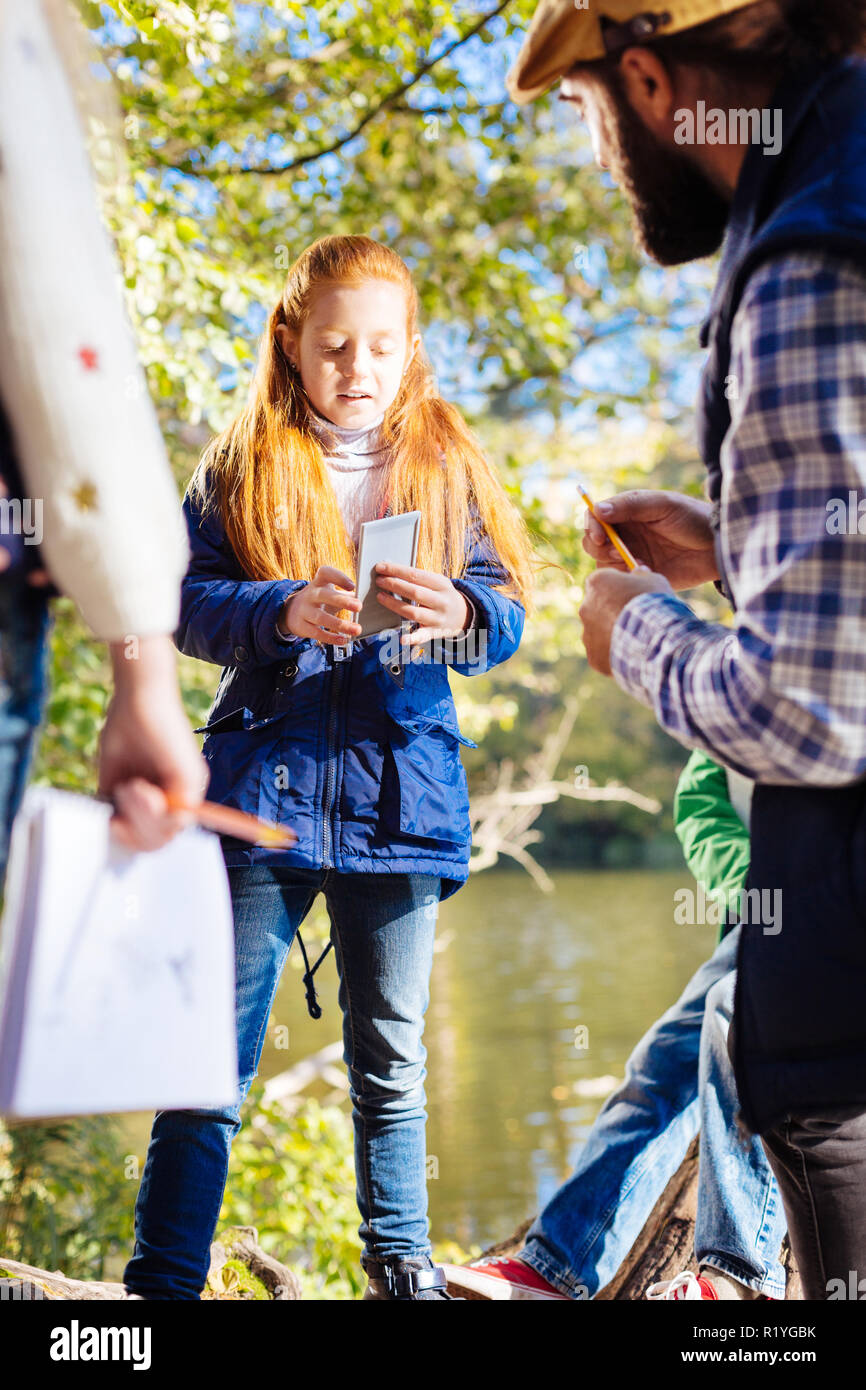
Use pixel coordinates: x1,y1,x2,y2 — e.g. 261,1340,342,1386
124,235,533,1301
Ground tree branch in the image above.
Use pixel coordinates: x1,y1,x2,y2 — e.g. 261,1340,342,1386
467,695,661,888
157,0,514,180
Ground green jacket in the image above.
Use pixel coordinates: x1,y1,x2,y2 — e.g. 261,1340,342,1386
674,750,752,941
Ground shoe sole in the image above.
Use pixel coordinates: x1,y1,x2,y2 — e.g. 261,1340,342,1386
439,1264,569,1301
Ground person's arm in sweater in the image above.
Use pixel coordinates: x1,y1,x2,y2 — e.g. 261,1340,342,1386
674,750,751,926
0,2,203,847
608,254,866,786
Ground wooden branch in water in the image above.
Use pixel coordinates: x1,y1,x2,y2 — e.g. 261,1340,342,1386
468,694,661,886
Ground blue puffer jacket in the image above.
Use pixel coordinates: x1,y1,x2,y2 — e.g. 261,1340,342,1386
176,489,525,897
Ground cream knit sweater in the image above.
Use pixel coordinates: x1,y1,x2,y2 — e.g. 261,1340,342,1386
0,0,188,642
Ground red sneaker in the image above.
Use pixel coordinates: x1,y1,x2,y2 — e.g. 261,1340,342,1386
646,1271,718,1301
441,1255,570,1301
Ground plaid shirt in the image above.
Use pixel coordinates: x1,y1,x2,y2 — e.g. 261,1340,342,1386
611,252,866,786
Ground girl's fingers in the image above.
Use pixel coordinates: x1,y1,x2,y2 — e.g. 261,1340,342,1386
316,565,357,590
303,622,352,645
294,615,347,643
313,610,362,636
296,608,358,638
316,585,362,612
375,562,444,589
375,575,437,605
376,591,440,623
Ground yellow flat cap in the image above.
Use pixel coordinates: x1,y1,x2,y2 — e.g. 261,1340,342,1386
507,0,760,103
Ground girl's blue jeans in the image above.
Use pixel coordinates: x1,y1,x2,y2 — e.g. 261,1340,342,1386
124,864,440,1300
522,924,789,1299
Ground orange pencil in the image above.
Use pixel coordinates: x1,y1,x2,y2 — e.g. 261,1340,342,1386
169,798,296,849
577,481,639,572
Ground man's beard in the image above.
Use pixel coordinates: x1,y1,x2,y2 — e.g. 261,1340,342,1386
594,73,731,266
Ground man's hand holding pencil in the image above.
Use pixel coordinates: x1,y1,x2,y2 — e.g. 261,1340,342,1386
577,487,717,677
582,489,718,589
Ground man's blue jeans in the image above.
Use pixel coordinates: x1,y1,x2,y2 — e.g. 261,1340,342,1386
521,926,788,1299
0,576,49,890
124,864,441,1299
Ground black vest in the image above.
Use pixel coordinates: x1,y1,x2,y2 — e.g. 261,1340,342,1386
696,55,866,595
694,57,866,1134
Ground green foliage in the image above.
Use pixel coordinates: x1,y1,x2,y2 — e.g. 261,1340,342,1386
219,1084,364,1300
80,0,712,435
0,1115,134,1280
34,600,110,794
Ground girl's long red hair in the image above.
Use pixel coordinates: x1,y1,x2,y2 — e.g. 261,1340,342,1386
190,235,535,606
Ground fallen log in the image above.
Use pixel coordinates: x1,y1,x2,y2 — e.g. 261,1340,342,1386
206,1226,302,1300
0,1226,301,1301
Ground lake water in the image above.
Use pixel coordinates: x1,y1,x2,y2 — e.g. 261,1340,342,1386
122,867,713,1257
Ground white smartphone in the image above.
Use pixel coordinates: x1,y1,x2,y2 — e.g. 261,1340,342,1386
355,511,421,636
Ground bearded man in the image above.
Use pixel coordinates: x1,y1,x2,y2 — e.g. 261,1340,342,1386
451,0,866,1301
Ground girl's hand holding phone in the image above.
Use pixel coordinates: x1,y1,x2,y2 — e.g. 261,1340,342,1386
374,563,471,648
279,565,363,645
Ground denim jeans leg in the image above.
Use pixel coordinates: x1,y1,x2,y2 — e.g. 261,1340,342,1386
695,954,788,1297
124,864,321,1299
0,578,49,892
325,872,440,1260
521,928,741,1298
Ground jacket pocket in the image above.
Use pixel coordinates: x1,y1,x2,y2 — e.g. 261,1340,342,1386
381,658,478,748
382,710,473,844
385,709,476,748
194,705,288,736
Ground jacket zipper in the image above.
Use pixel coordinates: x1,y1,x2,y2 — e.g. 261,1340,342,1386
321,643,350,868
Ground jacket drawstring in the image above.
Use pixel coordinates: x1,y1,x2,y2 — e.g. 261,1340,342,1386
296,930,333,1020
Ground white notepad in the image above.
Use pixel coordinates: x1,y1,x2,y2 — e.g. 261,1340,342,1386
0,787,238,1118
355,511,421,636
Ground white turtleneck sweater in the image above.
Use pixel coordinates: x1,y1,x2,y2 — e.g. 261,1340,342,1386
309,410,390,546
299,408,476,634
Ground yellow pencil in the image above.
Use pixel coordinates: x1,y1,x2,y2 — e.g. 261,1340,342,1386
577,481,639,572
